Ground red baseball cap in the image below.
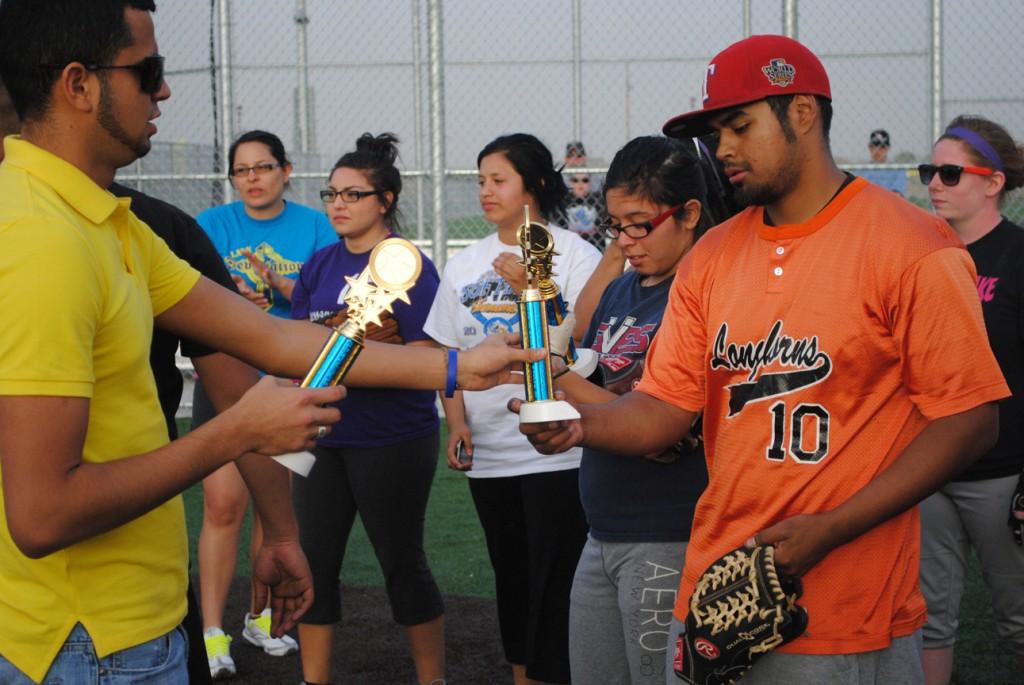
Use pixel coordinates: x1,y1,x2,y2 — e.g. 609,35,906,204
663,34,831,139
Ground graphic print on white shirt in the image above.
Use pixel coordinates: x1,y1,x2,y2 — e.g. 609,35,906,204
458,269,520,335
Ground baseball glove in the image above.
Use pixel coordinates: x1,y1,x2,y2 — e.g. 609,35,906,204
673,545,807,685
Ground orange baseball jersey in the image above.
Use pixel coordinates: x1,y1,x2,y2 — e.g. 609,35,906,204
636,177,1009,654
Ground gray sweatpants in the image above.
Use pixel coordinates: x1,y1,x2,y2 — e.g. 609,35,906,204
570,535,687,685
664,617,922,685
920,474,1024,655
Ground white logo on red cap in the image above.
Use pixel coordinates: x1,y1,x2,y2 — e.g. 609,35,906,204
761,58,796,88
701,63,717,103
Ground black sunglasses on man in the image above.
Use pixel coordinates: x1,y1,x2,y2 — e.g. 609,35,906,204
41,54,165,96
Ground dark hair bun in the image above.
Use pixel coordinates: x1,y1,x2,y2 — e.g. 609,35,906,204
331,132,404,231
355,132,400,167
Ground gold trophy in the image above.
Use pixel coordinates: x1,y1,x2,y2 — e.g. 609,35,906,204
519,215,599,380
273,238,422,475
301,237,422,388
516,208,581,424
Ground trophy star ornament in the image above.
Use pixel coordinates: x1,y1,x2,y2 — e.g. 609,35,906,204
275,238,424,477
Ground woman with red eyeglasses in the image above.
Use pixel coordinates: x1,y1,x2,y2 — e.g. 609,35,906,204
545,136,733,685
918,116,1024,685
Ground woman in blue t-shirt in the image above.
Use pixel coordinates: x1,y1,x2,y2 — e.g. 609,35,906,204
553,136,726,685
193,130,338,675
197,129,337,318
289,133,445,685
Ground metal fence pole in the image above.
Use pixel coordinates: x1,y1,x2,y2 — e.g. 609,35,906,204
218,0,234,203
572,0,582,142
783,0,798,39
930,0,944,144
623,61,631,141
412,0,426,242
743,0,752,37
427,0,447,269
295,0,311,154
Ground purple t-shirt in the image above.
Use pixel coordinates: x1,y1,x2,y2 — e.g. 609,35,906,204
291,236,440,448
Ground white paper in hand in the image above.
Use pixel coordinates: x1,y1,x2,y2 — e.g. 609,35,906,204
272,451,316,477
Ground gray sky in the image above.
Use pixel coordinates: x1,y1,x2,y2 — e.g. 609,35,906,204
152,0,1022,175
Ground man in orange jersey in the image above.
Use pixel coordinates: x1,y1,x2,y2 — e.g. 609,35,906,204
515,35,1008,684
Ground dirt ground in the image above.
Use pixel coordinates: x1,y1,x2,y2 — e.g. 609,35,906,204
217,576,511,685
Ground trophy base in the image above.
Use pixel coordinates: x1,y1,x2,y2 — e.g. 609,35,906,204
519,399,581,424
570,348,599,378
272,451,317,477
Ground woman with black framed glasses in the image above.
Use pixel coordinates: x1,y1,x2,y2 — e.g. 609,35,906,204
290,133,446,685
918,116,1024,685
194,129,337,679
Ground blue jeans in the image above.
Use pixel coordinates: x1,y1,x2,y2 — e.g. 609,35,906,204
0,623,188,684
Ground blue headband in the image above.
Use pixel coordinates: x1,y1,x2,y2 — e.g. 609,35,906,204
945,126,1004,172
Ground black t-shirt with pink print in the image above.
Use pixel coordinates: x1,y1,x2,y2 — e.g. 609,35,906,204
961,218,1024,481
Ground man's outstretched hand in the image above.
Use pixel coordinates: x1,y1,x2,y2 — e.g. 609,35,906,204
456,333,546,391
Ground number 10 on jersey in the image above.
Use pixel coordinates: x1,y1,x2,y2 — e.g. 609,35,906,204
766,401,830,464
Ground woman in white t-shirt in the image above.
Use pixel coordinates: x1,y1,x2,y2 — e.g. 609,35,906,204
424,133,601,685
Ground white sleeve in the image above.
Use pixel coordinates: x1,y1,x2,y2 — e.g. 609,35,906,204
423,261,461,348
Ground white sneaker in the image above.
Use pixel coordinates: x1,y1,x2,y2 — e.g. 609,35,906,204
204,627,236,680
242,609,299,656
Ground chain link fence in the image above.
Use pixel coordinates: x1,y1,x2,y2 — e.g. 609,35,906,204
121,0,1024,267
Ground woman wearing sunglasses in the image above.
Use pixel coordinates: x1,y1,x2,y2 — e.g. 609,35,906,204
545,136,727,685
424,133,601,685
289,133,446,685
918,116,1024,685
194,130,337,678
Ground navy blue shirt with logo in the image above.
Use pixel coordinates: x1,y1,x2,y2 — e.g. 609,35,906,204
579,270,708,542
959,218,1024,481
291,236,440,448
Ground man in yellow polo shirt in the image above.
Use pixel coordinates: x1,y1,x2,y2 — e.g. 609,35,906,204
0,2,348,682
0,1,538,683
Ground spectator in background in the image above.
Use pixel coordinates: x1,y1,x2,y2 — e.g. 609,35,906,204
425,133,601,685
565,139,588,168
194,129,338,678
869,128,891,163
563,139,604,193
860,128,907,194
562,170,606,250
557,140,607,250
918,115,1024,685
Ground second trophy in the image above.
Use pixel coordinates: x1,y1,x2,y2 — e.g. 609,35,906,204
516,207,582,424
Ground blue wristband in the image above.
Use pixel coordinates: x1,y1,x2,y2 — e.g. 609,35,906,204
445,348,458,398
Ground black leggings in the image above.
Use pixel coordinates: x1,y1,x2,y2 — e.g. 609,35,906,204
293,432,445,626
469,469,588,684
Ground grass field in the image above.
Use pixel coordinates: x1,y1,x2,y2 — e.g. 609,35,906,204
179,420,1018,684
